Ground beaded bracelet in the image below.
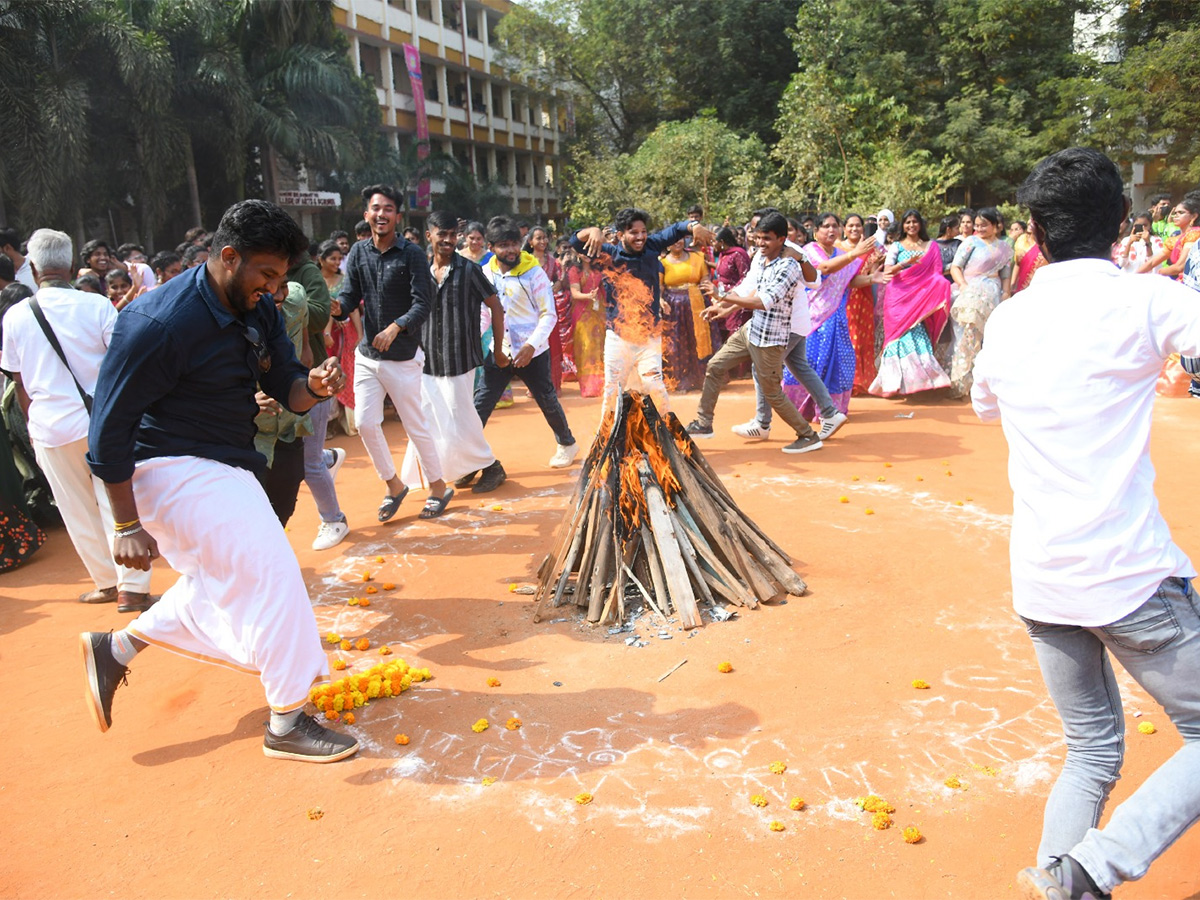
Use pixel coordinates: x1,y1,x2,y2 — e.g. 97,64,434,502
114,524,144,539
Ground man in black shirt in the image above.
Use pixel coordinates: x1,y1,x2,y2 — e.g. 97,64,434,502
81,199,358,763
401,210,508,494
333,184,451,521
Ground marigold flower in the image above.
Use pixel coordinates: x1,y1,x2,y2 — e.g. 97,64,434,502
911,679,930,689
340,640,353,652
750,794,768,808
487,677,501,687
395,733,410,745
325,632,341,644
342,712,355,725
332,694,345,712
864,508,875,515
955,501,963,506
856,795,894,814
915,476,924,482
332,658,347,671
359,597,371,608
877,476,886,482
482,776,497,786
362,572,372,582
1138,721,1156,735
379,645,392,655
365,586,378,595
374,555,384,563
965,496,973,501
769,761,787,775
851,476,860,481
872,811,892,830
472,718,489,733
506,717,522,730
355,638,370,651
717,661,733,673
944,775,963,790
903,826,922,844
307,807,324,820
325,709,340,721
838,496,849,503
348,597,360,607
508,583,517,592
768,821,785,832
883,462,892,468
945,471,953,476
788,797,806,811
383,583,396,591
574,792,592,805
491,504,503,511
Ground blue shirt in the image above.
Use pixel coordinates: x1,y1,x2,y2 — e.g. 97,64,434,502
569,221,691,332
334,236,433,362
87,264,309,483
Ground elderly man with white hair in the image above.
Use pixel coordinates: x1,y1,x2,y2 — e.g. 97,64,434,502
0,228,156,611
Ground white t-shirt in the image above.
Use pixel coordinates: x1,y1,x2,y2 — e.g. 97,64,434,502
784,239,815,336
972,258,1200,626
14,258,36,290
0,286,117,447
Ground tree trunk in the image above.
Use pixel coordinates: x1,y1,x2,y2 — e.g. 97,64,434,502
184,134,203,229
263,145,280,203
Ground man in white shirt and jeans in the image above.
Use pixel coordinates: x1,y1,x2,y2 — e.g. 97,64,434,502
0,228,155,611
972,147,1200,900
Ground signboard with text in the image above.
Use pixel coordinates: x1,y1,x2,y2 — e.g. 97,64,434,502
278,190,341,208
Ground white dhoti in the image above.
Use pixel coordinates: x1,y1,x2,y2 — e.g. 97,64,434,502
400,372,495,488
126,456,328,711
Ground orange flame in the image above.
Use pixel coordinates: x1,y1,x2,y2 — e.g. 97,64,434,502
592,254,663,344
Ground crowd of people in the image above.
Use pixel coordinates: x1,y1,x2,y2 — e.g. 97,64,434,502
3,150,1200,898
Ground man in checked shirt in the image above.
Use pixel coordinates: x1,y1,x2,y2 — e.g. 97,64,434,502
687,212,824,454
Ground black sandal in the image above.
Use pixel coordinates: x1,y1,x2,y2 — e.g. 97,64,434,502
377,486,410,522
418,488,454,519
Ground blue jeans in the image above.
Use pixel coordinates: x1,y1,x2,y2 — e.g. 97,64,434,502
1022,576,1200,892
301,398,344,523
754,333,836,428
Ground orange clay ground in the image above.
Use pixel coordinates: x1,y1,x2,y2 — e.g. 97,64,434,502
3,381,1200,900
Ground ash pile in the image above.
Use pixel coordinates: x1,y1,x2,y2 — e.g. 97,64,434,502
532,391,807,629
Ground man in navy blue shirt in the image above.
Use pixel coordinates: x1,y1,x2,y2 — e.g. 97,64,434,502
80,200,359,764
570,207,714,415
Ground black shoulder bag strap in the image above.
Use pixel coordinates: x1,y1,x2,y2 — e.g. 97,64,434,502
27,295,94,414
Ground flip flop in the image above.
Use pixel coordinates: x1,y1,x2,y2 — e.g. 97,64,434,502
418,488,454,520
377,486,410,522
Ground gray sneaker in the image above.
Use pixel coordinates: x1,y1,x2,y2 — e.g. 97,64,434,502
263,712,360,763
782,434,823,454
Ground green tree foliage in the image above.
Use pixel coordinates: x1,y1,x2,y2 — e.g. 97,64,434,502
779,0,1086,206
566,115,782,226
496,0,799,154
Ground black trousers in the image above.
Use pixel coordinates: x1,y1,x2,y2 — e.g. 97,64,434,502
258,437,306,527
473,350,575,446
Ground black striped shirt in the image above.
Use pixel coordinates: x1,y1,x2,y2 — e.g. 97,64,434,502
421,252,496,377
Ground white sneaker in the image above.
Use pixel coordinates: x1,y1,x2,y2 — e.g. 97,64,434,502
731,420,771,441
817,411,848,441
312,517,349,551
325,447,347,482
548,442,579,468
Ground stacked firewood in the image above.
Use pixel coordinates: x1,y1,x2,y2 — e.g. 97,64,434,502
531,391,807,629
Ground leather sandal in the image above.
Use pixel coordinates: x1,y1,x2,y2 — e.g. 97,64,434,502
117,591,158,614
79,587,119,604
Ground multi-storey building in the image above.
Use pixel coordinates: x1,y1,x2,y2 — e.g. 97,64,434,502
332,0,569,228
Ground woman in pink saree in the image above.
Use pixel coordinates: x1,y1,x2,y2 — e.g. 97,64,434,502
869,210,951,397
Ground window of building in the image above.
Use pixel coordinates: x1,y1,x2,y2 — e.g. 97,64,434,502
466,10,479,40
515,154,528,185
360,44,383,88
392,52,413,95
490,84,504,119
447,71,466,108
421,62,440,101
416,0,433,20
441,1,460,30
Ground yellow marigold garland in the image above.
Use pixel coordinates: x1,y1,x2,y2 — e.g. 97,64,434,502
903,826,922,844
856,795,895,814
472,718,489,733
310,659,431,720
486,677,501,687
750,794,768,808
768,821,785,832
769,761,787,775
871,811,892,830
788,797,806,811
505,717,522,730
717,661,733,673
911,679,930,689
574,792,592,805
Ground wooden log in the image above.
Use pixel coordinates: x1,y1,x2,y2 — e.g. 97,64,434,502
669,508,716,610
532,458,607,620
688,464,794,564
598,534,635,624
586,519,614,619
685,521,756,607
640,523,672,616
727,513,808,596
573,486,605,598
668,467,757,603
640,461,703,630
723,514,779,604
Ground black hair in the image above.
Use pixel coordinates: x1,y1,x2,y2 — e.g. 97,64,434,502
0,228,20,252
755,212,789,238
0,254,13,283
209,199,309,262
182,244,207,267
816,212,841,228
715,226,739,246
614,207,650,233
686,204,703,217
0,282,33,344
426,209,458,231
957,208,976,219
73,274,103,294
785,216,802,233
844,213,864,227
937,215,959,238
1010,220,1027,233
150,251,182,275
1154,193,1172,204
183,226,207,243
517,220,532,230
174,241,192,255
329,230,349,242
353,220,371,237
801,215,816,226
485,216,521,245
361,183,403,209
521,225,549,251
974,207,1002,228
1178,191,1200,218
80,239,109,267
1016,147,1126,262
317,239,342,260
751,207,779,220
464,220,485,237
899,209,930,242
115,242,144,261
106,268,131,284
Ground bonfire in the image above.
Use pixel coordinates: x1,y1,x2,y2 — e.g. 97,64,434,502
532,391,807,628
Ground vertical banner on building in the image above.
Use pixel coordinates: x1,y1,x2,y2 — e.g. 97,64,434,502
403,43,431,209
